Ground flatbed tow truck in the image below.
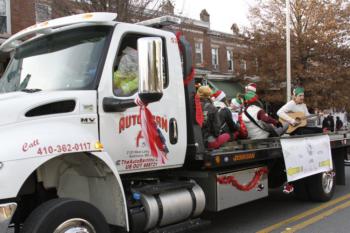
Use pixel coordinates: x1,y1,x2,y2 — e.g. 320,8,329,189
0,12,349,233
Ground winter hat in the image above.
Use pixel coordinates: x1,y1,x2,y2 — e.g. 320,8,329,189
244,91,259,105
213,101,227,109
245,83,257,93
197,86,212,99
293,87,304,96
211,90,226,102
231,98,242,108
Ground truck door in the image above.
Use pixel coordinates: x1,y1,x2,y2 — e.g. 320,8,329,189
98,24,187,173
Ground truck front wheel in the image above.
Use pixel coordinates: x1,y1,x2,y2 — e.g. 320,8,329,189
22,198,110,233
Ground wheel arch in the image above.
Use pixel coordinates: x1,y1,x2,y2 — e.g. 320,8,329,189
16,152,129,231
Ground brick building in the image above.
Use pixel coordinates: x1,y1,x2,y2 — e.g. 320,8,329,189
0,0,257,97
172,10,256,97
0,0,51,73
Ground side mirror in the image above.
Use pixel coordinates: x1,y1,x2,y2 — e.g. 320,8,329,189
138,37,163,104
103,37,164,113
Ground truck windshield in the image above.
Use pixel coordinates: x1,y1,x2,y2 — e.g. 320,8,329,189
0,26,111,93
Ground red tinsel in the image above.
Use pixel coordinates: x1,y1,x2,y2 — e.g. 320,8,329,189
217,167,268,191
135,96,168,164
183,67,195,86
238,113,248,139
194,94,203,127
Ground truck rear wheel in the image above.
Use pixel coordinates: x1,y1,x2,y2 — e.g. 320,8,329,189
307,171,336,202
22,198,110,233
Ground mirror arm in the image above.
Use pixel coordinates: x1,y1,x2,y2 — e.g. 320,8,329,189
103,97,137,112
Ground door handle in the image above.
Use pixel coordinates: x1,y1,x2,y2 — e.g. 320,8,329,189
169,118,178,144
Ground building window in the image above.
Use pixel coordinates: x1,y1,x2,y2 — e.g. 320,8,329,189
227,50,234,71
36,3,52,23
211,48,219,69
240,59,247,72
0,0,10,34
195,42,203,65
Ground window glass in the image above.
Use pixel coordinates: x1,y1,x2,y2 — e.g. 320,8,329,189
227,50,234,71
0,0,6,33
240,59,247,71
195,42,203,65
211,48,219,69
113,34,168,97
0,26,111,93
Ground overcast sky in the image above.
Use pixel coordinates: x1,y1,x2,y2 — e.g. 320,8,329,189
170,0,257,33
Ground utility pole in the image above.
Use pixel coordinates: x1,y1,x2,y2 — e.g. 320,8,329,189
286,0,291,101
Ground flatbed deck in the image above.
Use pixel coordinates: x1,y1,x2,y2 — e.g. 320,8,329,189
201,131,350,169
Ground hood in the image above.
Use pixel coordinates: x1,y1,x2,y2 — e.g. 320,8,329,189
0,90,99,162
0,90,96,127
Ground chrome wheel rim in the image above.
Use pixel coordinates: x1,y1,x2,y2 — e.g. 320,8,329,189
322,171,334,194
53,218,96,233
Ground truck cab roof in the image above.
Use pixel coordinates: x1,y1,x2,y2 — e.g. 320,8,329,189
0,12,118,52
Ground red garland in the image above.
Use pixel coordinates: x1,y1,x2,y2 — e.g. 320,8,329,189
183,67,195,86
217,167,268,191
176,31,195,86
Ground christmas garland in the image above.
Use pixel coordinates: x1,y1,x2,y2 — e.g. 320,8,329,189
217,167,268,191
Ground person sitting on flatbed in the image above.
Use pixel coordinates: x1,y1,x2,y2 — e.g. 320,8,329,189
242,91,287,139
211,90,240,141
277,87,322,135
197,86,230,149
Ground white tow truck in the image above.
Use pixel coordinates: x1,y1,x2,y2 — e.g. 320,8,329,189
0,12,349,233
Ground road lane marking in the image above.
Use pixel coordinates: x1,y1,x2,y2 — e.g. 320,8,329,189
256,192,350,233
281,199,350,233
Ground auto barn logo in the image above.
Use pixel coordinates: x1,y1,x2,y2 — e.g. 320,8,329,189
118,114,168,148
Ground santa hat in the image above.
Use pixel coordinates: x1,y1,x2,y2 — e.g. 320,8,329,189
231,98,242,108
245,83,257,93
211,90,226,102
213,101,227,109
244,91,259,105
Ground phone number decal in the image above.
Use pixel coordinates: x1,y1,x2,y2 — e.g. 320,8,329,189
37,143,91,155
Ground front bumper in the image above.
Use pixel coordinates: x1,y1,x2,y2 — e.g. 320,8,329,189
0,203,17,233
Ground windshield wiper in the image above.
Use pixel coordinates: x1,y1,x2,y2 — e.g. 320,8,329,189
20,88,42,93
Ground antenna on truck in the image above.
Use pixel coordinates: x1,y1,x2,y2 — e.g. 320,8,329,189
136,15,181,28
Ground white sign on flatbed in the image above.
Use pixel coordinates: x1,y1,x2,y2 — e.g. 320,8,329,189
280,135,333,182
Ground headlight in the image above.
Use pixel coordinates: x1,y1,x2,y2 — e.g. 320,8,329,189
0,203,17,233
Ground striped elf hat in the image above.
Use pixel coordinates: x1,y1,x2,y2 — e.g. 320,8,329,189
231,97,242,108
211,90,226,102
293,87,304,96
245,83,257,93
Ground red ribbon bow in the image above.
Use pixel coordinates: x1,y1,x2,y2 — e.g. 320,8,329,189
135,96,168,164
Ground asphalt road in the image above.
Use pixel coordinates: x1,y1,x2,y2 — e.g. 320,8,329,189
8,166,350,233
187,166,350,233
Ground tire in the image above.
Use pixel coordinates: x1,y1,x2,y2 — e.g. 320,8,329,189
307,171,336,202
293,178,310,201
22,198,110,233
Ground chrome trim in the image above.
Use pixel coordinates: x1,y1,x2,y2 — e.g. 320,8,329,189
0,203,17,233
138,37,163,94
53,218,96,233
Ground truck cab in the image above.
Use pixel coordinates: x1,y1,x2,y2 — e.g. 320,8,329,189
0,12,206,233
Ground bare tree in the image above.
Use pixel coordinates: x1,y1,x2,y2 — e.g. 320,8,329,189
246,0,350,110
51,0,169,23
